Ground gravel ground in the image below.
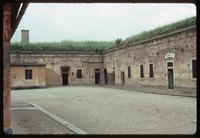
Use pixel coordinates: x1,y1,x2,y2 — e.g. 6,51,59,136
11,86,196,134
11,109,75,134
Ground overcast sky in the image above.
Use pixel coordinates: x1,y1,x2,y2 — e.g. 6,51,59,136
11,3,196,43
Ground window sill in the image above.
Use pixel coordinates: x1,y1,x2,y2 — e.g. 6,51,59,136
191,78,196,81
149,78,155,80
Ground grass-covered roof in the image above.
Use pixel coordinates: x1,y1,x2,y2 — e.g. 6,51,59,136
11,16,196,53
121,16,196,44
11,41,115,53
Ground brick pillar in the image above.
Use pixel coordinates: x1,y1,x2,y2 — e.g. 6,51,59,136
3,3,12,134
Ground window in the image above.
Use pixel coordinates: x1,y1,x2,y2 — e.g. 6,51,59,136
192,59,196,78
167,62,173,67
128,66,131,78
140,65,144,78
77,69,83,78
25,69,32,79
95,68,100,73
149,64,154,78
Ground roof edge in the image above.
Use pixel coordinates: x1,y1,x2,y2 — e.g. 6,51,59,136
10,51,102,55
103,25,196,54
11,63,46,66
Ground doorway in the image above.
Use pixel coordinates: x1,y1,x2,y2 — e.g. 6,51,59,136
167,62,174,89
112,71,115,85
168,69,174,89
121,71,125,85
95,68,100,84
104,68,108,85
61,66,70,86
62,73,68,85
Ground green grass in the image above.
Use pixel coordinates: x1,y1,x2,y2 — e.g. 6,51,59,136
11,16,196,52
11,40,115,53
122,16,196,44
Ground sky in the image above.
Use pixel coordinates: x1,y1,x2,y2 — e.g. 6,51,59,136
11,3,196,43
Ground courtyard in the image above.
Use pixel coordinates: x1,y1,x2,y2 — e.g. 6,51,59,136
11,86,196,134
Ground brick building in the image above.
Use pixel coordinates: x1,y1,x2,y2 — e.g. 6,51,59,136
103,25,196,91
10,22,196,92
11,51,103,88
10,63,46,88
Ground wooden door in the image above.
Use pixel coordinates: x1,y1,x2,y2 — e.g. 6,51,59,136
95,68,100,84
121,71,125,85
168,69,174,89
104,69,108,85
62,73,68,85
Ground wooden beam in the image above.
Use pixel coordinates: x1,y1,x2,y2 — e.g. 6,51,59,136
3,3,12,134
10,2,29,39
10,0,196,3
11,3,21,35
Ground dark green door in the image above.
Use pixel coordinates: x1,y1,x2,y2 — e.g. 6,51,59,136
168,69,174,89
62,73,68,85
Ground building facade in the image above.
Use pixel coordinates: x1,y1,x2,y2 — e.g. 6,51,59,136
10,25,196,91
11,52,104,88
103,26,196,90
11,63,46,88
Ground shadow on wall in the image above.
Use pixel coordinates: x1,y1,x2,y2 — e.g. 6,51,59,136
107,73,115,85
46,68,61,86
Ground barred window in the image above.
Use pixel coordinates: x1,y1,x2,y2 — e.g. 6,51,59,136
25,69,32,79
140,65,144,78
77,69,83,78
167,62,173,67
192,59,196,78
149,64,154,78
128,66,131,78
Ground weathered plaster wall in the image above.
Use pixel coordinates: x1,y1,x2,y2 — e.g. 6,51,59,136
10,52,103,86
10,66,46,88
103,26,196,89
10,26,196,89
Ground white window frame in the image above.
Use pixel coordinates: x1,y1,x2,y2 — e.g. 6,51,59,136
165,60,175,88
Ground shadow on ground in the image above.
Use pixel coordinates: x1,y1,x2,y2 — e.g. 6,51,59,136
11,103,75,134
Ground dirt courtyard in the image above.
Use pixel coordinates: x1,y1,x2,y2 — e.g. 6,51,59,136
11,86,196,134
